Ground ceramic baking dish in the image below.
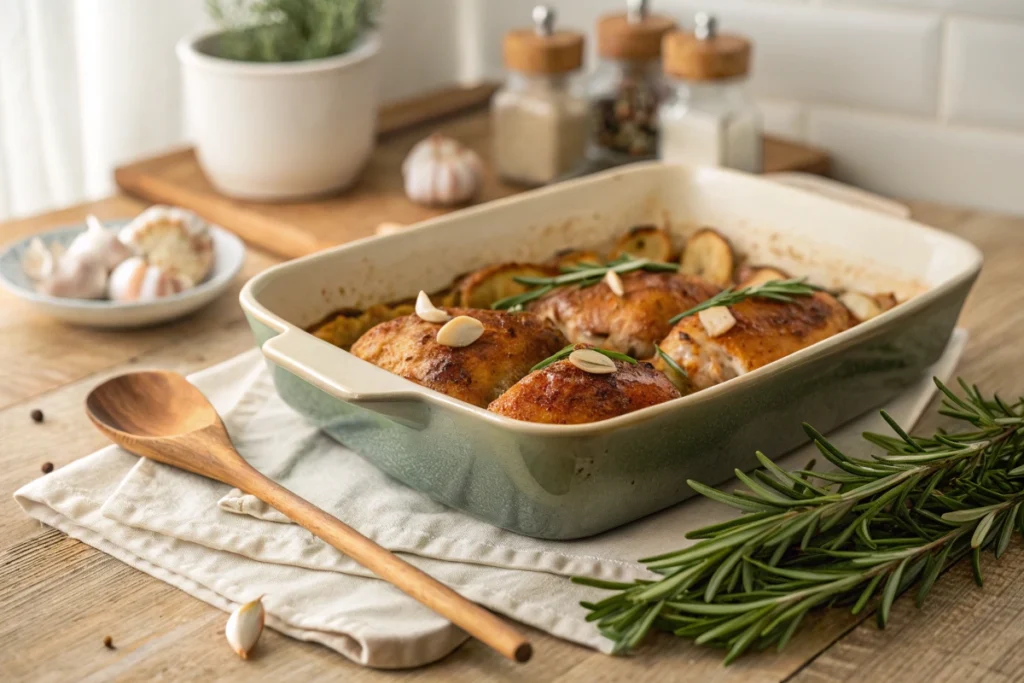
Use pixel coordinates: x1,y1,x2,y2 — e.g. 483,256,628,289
240,163,982,540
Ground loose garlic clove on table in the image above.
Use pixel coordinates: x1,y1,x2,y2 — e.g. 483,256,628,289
226,596,265,660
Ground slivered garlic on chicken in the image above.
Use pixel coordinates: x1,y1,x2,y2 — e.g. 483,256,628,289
604,270,625,297
436,315,484,347
569,349,617,374
225,596,265,660
698,306,737,338
839,292,883,322
415,290,452,323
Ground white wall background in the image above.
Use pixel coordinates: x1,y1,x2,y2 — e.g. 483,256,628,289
1,0,1022,220
475,0,1024,216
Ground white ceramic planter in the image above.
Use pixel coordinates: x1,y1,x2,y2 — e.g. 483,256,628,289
177,31,380,201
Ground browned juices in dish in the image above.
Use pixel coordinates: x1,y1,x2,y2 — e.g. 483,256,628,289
488,352,680,424
528,271,720,358
655,292,852,391
350,309,567,408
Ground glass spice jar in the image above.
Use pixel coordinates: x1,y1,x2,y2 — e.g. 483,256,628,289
658,14,762,173
492,6,588,186
587,0,675,164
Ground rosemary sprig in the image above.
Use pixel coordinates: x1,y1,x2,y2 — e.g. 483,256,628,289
492,256,679,311
573,379,1024,664
531,344,638,373
667,278,825,325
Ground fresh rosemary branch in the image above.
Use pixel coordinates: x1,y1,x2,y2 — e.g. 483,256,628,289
531,344,638,373
667,278,825,325
573,378,1024,664
491,256,679,311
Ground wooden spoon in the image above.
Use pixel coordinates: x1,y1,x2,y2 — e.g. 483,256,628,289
85,370,532,663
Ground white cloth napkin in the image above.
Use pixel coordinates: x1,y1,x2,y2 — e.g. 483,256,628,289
15,330,966,669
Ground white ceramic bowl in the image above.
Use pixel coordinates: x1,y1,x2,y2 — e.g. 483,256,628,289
177,30,380,201
0,220,245,328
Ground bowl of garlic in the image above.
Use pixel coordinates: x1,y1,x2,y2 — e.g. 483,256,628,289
0,206,245,328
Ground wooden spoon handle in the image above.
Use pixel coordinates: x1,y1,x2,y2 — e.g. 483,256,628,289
238,468,533,663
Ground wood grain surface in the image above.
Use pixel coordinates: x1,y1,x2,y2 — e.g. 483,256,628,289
114,85,830,259
1,196,1023,682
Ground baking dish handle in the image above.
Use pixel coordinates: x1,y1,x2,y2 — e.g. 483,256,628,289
261,329,430,428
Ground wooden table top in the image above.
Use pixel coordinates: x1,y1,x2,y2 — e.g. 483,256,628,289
2,195,1023,682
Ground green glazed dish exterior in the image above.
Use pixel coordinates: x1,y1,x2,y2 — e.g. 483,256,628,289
240,163,982,540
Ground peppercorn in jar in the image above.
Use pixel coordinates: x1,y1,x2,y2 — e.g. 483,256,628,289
587,0,675,164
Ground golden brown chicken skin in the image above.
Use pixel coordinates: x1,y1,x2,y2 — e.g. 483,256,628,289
528,271,720,359
350,308,567,408
488,347,681,424
654,292,853,392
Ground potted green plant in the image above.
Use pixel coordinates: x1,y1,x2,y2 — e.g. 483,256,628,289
178,0,381,200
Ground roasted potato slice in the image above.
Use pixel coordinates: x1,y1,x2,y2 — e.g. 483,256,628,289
680,228,734,287
548,248,603,270
736,265,790,289
839,291,883,323
458,262,557,309
874,292,898,311
609,225,673,262
311,303,414,350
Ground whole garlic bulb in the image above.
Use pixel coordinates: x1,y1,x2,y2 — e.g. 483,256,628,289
108,257,192,302
402,134,483,206
65,215,133,271
37,255,108,300
118,206,214,284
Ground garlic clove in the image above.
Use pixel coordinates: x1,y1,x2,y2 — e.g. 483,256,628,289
21,237,56,281
604,270,625,297
568,349,618,374
108,257,192,302
225,595,265,660
698,306,737,338
375,221,406,236
415,290,452,323
37,256,108,300
436,315,484,347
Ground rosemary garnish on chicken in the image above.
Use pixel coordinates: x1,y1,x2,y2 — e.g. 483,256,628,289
491,255,679,312
531,344,638,373
668,278,825,325
572,379,1024,664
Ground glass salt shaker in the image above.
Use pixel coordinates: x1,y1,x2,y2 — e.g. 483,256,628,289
658,13,762,173
492,6,588,186
587,0,676,164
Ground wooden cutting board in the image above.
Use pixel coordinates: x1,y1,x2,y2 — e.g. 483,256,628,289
115,84,830,260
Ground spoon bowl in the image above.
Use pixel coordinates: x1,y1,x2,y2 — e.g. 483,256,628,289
85,370,532,663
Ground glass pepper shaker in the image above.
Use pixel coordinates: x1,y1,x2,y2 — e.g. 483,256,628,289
492,6,588,186
658,13,762,173
587,0,676,164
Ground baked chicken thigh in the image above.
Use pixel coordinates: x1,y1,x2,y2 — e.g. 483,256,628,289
350,308,566,408
488,345,681,424
528,271,720,359
654,292,853,392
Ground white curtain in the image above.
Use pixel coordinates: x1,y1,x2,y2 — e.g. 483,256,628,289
0,0,467,221
0,0,210,219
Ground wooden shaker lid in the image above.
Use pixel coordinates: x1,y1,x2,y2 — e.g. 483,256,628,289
663,13,752,81
597,0,675,61
503,6,584,74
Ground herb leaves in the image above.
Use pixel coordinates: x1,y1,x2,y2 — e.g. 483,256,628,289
573,379,1024,664
668,278,825,325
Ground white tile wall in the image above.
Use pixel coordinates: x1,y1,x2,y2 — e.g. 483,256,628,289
470,0,1024,214
808,108,1024,215
946,18,1024,129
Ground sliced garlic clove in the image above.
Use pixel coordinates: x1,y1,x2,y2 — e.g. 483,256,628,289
226,596,265,660
436,315,484,347
698,306,737,338
568,349,617,374
415,290,452,323
604,270,625,297
839,292,883,322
